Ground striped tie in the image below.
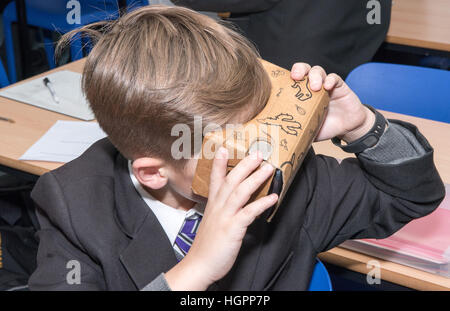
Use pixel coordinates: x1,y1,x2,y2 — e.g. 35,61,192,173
173,212,202,261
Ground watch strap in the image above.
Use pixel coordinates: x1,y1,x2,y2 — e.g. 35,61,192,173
331,105,387,154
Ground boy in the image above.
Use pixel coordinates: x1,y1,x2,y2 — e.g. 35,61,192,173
28,6,445,290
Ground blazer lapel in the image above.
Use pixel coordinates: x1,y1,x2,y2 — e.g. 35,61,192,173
119,213,179,290
214,212,270,290
113,154,178,290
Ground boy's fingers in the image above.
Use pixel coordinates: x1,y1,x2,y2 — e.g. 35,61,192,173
308,65,327,91
291,63,311,80
237,194,279,227
209,147,228,198
225,163,274,213
324,73,344,91
223,151,264,191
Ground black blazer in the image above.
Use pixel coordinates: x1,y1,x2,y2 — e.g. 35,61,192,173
174,0,392,77
28,120,444,290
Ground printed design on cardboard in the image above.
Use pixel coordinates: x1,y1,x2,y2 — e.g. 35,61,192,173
261,128,274,143
276,88,283,97
280,152,296,170
280,138,288,151
295,104,306,115
291,78,312,101
257,113,302,136
271,70,285,78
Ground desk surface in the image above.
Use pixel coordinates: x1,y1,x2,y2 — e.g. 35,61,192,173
1,59,450,290
0,60,85,175
386,0,450,52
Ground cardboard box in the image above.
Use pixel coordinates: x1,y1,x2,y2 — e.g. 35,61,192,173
192,60,329,222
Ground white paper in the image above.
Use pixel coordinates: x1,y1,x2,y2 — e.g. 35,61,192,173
20,120,107,163
0,70,94,120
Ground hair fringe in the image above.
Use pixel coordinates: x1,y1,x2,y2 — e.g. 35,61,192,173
55,19,114,61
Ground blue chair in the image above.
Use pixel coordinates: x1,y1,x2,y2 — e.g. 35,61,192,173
308,259,332,291
2,0,149,83
0,59,10,87
345,62,450,123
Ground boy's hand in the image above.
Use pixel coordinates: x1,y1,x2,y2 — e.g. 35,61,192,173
165,148,278,290
291,63,376,143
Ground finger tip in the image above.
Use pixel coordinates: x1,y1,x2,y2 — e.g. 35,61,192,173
291,72,301,80
310,83,321,91
216,147,228,159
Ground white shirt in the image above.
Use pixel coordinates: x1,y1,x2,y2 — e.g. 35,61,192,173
128,161,203,246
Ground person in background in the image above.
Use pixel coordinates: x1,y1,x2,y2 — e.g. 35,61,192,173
173,0,392,78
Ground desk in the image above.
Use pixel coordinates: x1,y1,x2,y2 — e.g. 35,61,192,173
1,59,450,290
386,0,450,52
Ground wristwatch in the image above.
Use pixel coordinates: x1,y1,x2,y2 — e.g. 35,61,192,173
331,105,387,154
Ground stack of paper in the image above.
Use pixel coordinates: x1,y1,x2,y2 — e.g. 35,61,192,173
341,184,450,277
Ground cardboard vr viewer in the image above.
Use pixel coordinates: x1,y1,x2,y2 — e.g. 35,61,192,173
192,60,330,222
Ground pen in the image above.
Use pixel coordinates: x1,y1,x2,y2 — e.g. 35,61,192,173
0,116,15,123
43,77,60,105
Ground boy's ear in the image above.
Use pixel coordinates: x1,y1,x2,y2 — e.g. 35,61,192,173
132,157,168,190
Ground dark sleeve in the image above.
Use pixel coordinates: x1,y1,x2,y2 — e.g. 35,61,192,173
302,119,446,253
28,172,106,291
172,0,282,13
141,273,172,291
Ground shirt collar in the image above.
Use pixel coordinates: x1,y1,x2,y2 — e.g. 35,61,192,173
128,160,203,245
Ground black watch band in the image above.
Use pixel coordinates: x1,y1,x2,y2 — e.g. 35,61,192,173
331,105,387,154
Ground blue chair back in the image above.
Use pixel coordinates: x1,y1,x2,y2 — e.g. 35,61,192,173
0,60,10,88
345,63,450,123
2,0,149,83
308,259,332,291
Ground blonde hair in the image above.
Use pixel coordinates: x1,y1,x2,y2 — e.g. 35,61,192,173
59,5,271,163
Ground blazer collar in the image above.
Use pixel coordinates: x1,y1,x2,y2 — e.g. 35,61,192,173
113,153,178,289
113,153,149,238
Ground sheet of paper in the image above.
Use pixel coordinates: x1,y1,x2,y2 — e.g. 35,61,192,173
0,70,94,120
20,120,107,163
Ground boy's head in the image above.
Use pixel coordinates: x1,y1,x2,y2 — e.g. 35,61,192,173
61,5,271,204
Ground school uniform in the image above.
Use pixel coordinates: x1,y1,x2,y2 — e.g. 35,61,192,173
28,119,445,290
173,0,392,77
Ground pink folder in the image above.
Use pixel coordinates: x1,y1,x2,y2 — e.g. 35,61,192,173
341,184,450,277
